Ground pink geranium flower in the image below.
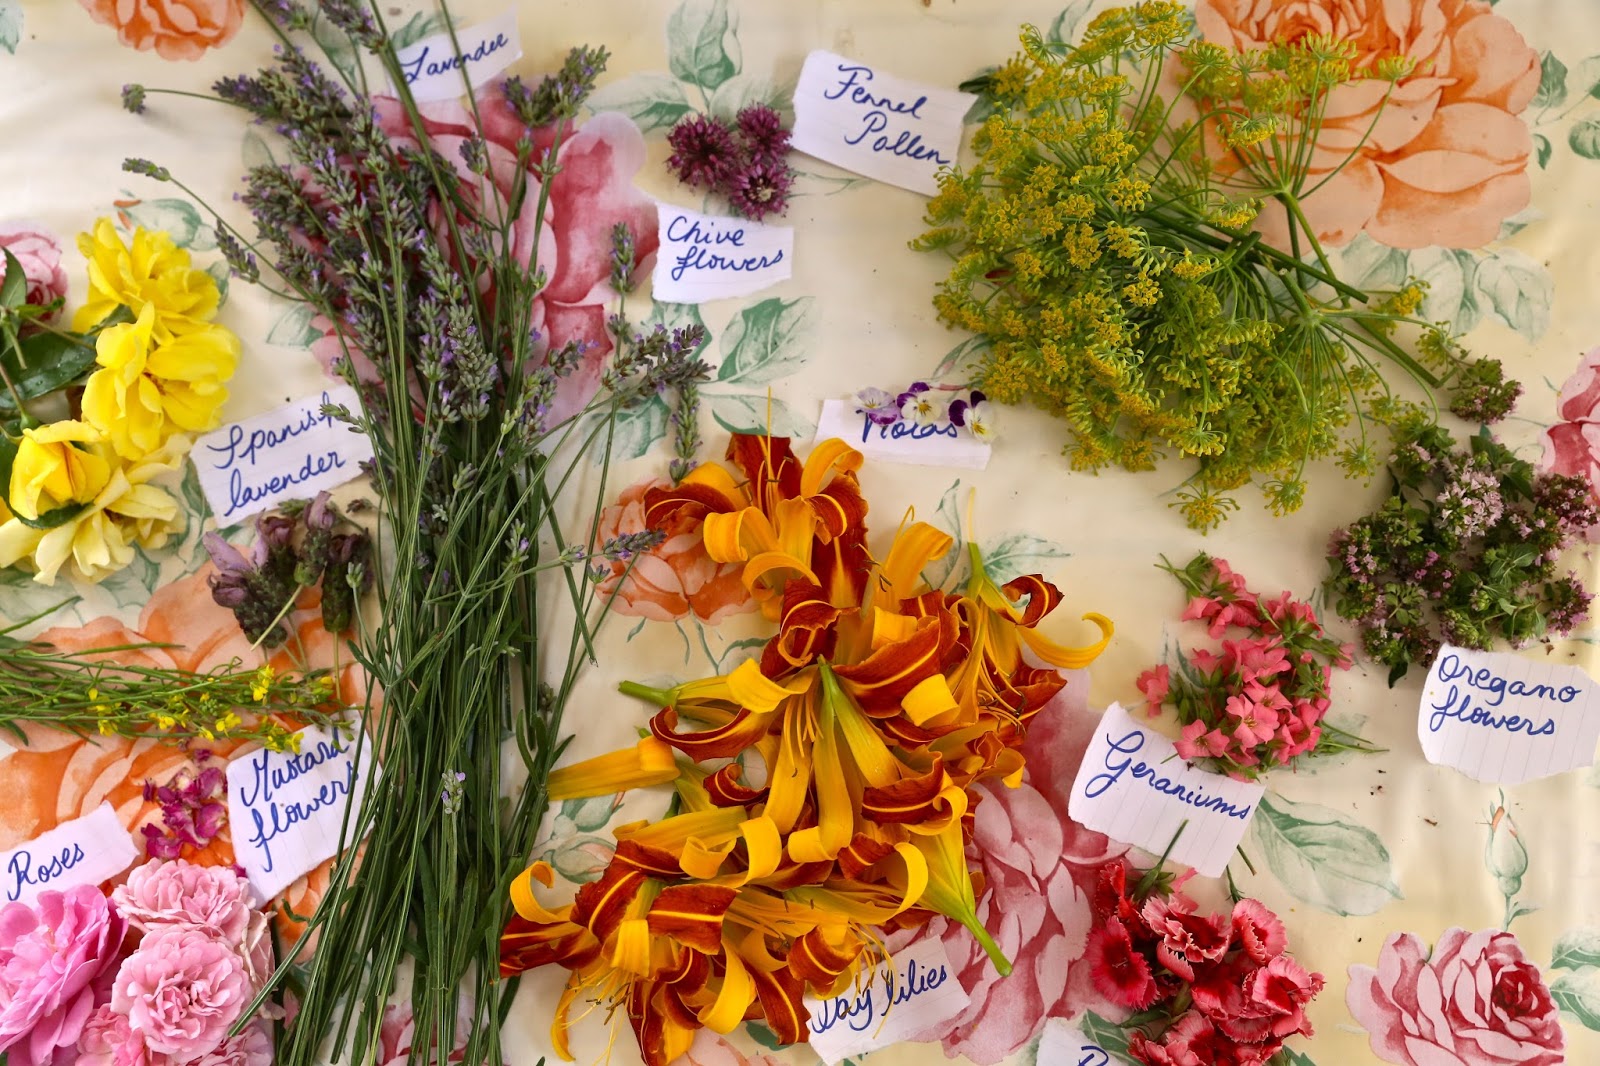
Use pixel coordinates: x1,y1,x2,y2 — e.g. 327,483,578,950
0,884,126,1066
1136,664,1171,716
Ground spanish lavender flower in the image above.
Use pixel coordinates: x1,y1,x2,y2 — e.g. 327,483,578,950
725,158,793,221
667,114,739,189
121,84,147,114
294,491,337,586
322,532,372,634
735,104,791,165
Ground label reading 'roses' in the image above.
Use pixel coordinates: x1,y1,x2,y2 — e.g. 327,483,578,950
813,399,991,470
193,385,374,524
388,9,523,103
226,723,377,901
0,802,138,907
1067,703,1265,878
1037,1019,1112,1066
803,938,970,1064
1418,645,1600,784
651,203,793,303
791,50,975,196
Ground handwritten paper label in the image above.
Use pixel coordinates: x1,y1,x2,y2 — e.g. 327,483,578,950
815,399,991,470
0,803,138,907
226,724,377,901
389,9,522,103
193,385,373,524
1038,1019,1112,1065
1068,703,1265,878
651,203,793,303
791,50,975,196
1418,645,1600,784
804,939,970,1064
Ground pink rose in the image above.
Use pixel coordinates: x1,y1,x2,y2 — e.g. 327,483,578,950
0,223,68,311
111,861,252,942
76,1004,149,1066
889,674,1126,1064
1347,927,1564,1065
1196,0,1539,249
1542,347,1600,541
186,1022,272,1066
0,884,127,1066
110,928,252,1061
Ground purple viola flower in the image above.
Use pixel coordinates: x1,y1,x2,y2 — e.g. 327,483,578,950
854,388,900,427
948,389,988,428
895,382,930,410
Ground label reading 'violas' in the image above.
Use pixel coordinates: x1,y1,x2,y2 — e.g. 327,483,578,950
803,939,970,1064
192,384,374,524
0,803,139,907
389,9,523,103
651,203,793,303
814,399,991,470
1418,644,1600,784
791,50,975,196
1067,703,1265,878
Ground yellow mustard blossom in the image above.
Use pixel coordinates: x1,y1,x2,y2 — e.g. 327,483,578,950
73,218,219,340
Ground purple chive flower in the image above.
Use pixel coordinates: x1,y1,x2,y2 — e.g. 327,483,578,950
725,159,793,222
734,104,791,165
854,388,900,426
666,114,739,189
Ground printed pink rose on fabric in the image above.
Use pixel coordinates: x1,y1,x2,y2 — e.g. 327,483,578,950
1543,346,1600,540
77,0,245,61
1195,0,1539,249
0,884,127,1066
0,224,68,311
111,860,253,941
110,927,252,1061
1347,927,1564,1066
377,999,488,1066
889,674,1127,1065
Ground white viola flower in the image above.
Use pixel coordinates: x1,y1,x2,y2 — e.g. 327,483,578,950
966,402,998,442
901,392,940,426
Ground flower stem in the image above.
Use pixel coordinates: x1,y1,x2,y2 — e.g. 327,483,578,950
958,911,1012,977
618,680,675,707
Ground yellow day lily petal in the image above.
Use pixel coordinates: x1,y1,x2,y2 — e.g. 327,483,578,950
868,607,919,650
1018,611,1115,668
771,495,818,561
681,459,746,501
682,835,738,880
611,917,653,976
877,521,954,607
787,707,854,863
509,862,571,923
699,947,755,1033
738,815,782,883
820,665,900,789
615,807,748,853
902,674,958,726
762,704,812,834
546,737,678,801
551,973,585,1061
799,437,861,499
702,507,772,564
722,658,808,714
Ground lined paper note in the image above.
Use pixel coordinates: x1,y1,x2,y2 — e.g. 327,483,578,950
804,939,970,1064
1067,703,1265,878
791,50,974,195
1038,1019,1113,1066
1418,645,1600,784
652,203,793,303
0,803,139,907
815,399,991,469
389,9,522,102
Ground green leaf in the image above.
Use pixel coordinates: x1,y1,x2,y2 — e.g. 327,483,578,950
606,394,671,461
643,299,710,338
708,73,796,124
1335,234,1409,292
1276,1049,1318,1066
667,0,741,91
1249,793,1402,916
100,544,163,609
979,533,1070,585
1569,116,1600,160
1075,1013,1134,1063
716,297,815,385
1535,133,1553,169
180,461,212,523
710,394,812,438
1474,249,1552,340
934,334,991,379
1551,967,1600,1031
0,329,99,415
586,74,695,133
1582,55,1600,100
1409,247,1480,334
0,249,24,308
120,199,214,251
266,303,323,348
1552,929,1600,971
390,11,449,52
0,1,20,55
1534,51,1569,109
1046,0,1096,46
744,1022,784,1051
206,261,230,306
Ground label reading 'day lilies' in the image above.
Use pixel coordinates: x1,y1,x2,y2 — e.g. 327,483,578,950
804,939,970,1064
226,723,377,902
791,50,975,196
0,803,139,907
1418,645,1600,785
389,8,522,103
193,385,373,525
1067,703,1265,878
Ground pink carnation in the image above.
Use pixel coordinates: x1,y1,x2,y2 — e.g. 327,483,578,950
0,884,127,1066
111,861,253,942
110,928,252,1061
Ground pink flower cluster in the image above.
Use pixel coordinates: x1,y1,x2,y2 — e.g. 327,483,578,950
1136,554,1355,779
0,862,274,1066
1085,863,1323,1066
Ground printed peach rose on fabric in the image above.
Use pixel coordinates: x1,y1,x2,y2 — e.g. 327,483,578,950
889,674,1126,1065
77,0,245,61
1543,346,1600,540
1347,927,1564,1065
1196,0,1539,249
593,476,757,624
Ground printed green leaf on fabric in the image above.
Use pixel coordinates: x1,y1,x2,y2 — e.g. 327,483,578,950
1075,1012,1135,1063
607,394,672,461
0,1,20,54
1249,793,1402,916
587,74,696,132
716,297,815,385
980,534,1070,585
548,835,614,884
1535,133,1553,169
1569,116,1600,160
1552,929,1600,972
1534,51,1569,109
710,394,812,438
266,304,324,348
667,0,741,91
120,199,215,252
1474,249,1552,339
1550,967,1600,1032
1046,0,1096,46
709,73,797,123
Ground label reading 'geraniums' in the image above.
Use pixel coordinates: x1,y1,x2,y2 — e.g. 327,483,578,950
814,399,991,470
803,939,970,1064
791,50,975,196
1067,703,1265,878
651,203,793,303
1038,1018,1113,1066
226,723,377,901
388,8,523,103
193,385,374,524
0,802,139,907
1418,645,1600,784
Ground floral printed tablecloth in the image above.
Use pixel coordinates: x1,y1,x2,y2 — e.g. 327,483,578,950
2,0,1599,1064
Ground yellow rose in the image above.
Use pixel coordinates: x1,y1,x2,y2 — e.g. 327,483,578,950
72,218,219,340
81,304,238,459
7,421,111,521
0,436,187,584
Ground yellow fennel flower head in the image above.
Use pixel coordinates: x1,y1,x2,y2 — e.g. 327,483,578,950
8,420,112,521
72,218,219,340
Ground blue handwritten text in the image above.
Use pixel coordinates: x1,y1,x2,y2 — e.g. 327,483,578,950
1083,729,1253,819
237,734,359,874
5,843,87,902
